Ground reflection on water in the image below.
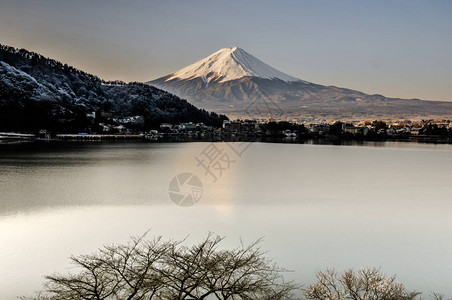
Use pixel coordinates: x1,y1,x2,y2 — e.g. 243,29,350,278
0,141,451,299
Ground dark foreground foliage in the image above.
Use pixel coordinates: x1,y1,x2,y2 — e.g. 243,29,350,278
23,233,298,300
21,233,448,300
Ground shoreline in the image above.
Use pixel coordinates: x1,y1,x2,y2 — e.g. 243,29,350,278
0,134,451,148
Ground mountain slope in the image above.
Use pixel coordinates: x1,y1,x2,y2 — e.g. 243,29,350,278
148,47,452,120
0,44,226,132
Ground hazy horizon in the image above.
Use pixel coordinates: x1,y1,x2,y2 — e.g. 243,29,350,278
1,0,451,102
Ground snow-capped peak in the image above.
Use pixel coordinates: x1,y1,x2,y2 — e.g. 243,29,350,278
165,47,301,84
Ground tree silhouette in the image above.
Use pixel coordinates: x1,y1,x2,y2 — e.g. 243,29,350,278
22,233,298,300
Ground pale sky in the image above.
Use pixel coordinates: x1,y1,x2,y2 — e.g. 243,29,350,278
0,0,451,101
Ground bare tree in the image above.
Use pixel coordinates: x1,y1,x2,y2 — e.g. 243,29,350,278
157,234,224,299
22,233,299,300
202,238,296,300
95,234,171,300
304,268,421,300
40,254,120,300
159,235,298,300
22,232,170,300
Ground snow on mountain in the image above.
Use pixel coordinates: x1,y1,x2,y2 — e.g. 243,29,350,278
165,47,302,84
0,61,57,101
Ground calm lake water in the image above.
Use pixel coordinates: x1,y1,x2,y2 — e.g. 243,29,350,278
0,141,451,299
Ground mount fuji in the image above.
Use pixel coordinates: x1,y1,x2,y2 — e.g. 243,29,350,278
160,47,301,85
148,47,452,120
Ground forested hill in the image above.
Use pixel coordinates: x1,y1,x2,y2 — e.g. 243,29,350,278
0,44,227,132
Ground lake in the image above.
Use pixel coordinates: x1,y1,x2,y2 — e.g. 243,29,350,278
0,141,451,299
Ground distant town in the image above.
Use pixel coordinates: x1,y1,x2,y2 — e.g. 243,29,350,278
151,118,451,143
1,112,451,144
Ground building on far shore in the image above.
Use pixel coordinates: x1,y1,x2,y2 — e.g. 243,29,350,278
342,124,369,135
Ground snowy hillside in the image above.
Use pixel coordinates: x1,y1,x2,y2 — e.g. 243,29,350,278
0,61,57,101
0,44,226,132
